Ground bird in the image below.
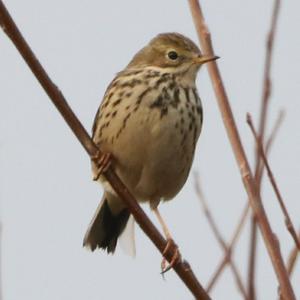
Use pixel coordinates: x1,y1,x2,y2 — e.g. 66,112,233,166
83,32,218,260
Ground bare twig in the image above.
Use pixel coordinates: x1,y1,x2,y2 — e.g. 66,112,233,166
248,2,281,297
248,218,258,300
265,110,285,153
247,113,300,250
194,175,248,299
207,254,229,292
207,109,284,294
0,2,211,299
208,110,284,293
258,0,281,142
286,230,300,277
258,110,285,184
206,203,249,292
188,1,295,299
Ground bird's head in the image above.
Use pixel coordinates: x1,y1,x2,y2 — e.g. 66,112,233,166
127,32,219,79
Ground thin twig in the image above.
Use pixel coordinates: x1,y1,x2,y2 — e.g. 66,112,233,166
207,110,284,293
188,1,295,299
207,254,229,292
194,174,248,299
206,203,249,293
247,113,300,250
248,218,258,300
257,110,285,184
0,2,210,299
286,230,300,277
248,2,281,297
258,0,281,142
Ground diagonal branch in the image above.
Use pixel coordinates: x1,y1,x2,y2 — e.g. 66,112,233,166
247,113,300,250
286,229,300,277
257,110,285,185
188,1,295,299
248,2,281,298
258,0,281,142
194,174,249,299
0,2,210,299
206,203,249,293
207,110,284,293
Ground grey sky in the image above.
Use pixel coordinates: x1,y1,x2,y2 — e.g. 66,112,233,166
0,1,299,299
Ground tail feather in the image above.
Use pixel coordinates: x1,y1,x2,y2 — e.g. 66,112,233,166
119,215,136,257
83,197,130,253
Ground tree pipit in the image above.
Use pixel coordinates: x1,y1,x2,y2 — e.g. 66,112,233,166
83,32,218,272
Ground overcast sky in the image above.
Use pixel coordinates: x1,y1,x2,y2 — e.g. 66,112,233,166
1,1,300,299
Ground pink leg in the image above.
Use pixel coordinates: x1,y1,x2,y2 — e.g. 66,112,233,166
93,152,112,181
153,208,182,274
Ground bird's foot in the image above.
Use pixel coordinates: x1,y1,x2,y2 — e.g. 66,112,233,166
161,239,181,275
93,152,112,181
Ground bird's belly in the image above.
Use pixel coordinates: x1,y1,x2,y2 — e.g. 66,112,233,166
93,79,202,205
106,105,201,203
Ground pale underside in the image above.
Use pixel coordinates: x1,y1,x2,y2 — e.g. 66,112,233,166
92,66,203,214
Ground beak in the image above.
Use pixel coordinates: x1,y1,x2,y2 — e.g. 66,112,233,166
193,55,219,65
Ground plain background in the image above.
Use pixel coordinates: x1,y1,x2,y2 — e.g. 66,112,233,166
0,1,299,299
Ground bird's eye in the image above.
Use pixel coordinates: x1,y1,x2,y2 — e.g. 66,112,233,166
167,51,178,60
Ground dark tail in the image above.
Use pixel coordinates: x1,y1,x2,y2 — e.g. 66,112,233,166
83,196,130,253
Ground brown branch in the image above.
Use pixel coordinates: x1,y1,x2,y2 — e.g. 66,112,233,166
206,254,228,292
247,113,300,250
257,110,285,184
206,202,249,293
248,2,281,297
258,0,281,142
286,230,300,277
207,110,284,293
247,218,258,300
0,2,211,299
265,110,285,153
194,175,248,299
251,110,285,289
194,175,226,248
188,1,296,299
